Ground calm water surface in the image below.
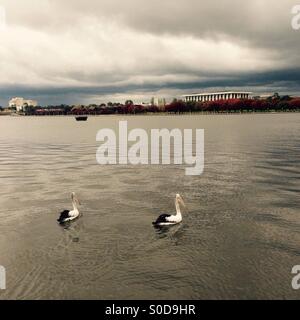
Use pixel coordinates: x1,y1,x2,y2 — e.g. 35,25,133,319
0,114,299,299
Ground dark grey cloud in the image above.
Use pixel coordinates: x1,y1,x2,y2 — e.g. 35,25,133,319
0,0,299,106
1,68,299,106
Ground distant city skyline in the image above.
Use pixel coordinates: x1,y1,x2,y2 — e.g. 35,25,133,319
0,0,300,106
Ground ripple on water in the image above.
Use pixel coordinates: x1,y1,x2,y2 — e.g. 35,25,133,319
0,114,300,299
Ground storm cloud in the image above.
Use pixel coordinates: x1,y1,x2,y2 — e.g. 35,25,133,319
0,0,299,105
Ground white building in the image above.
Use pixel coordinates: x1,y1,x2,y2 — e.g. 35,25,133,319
183,91,252,103
151,97,166,108
9,97,38,112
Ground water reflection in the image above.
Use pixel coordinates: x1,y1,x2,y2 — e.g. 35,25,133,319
60,219,85,243
154,223,183,238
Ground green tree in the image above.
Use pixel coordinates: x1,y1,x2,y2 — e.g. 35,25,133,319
125,100,134,106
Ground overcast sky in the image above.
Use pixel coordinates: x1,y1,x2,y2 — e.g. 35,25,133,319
0,0,299,106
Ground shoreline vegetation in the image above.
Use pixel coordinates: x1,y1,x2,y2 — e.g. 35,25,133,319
2,110,300,117
1,94,300,117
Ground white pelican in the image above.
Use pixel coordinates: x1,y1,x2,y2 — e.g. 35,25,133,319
57,192,81,224
152,194,185,226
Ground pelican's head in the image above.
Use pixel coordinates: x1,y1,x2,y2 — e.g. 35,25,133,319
176,194,185,207
71,192,81,206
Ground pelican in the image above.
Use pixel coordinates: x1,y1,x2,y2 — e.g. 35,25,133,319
57,192,81,224
152,194,185,226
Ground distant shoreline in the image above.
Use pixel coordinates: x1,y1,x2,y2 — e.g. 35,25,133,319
2,110,300,117
4,95,300,116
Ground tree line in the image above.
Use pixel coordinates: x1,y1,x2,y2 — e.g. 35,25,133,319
20,94,300,115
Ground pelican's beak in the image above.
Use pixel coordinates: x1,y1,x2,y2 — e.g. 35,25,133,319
72,193,81,205
176,194,186,207
180,197,186,207
75,195,81,206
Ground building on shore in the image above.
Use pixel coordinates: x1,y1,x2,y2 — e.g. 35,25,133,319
9,97,38,112
151,97,166,108
252,94,275,100
183,91,252,103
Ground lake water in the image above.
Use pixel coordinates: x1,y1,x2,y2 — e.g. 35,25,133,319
0,114,299,300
